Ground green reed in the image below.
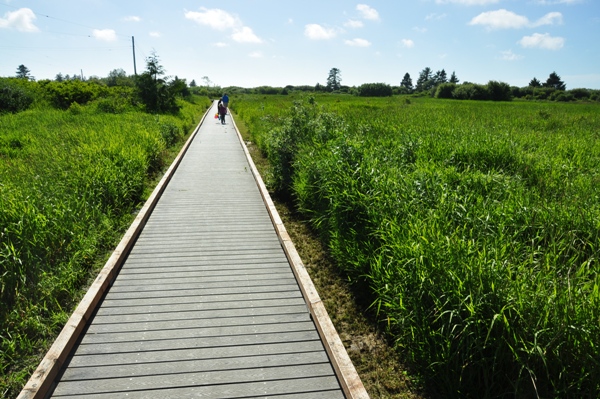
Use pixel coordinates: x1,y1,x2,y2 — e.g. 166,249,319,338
233,94,600,398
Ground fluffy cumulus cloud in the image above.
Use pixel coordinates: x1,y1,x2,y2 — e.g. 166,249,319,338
185,7,262,44
519,32,565,50
231,26,262,43
356,4,379,21
149,31,161,38
0,8,39,32
93,29,117,42
185,8,240,30
469,9,563,30
345,38,371,47
400,39,415,48
304,23,338,40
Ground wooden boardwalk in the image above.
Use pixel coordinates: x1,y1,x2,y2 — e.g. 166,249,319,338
20,103,366,398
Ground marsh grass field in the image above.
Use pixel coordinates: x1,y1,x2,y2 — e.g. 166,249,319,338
232,94,600,398
0,96,210,397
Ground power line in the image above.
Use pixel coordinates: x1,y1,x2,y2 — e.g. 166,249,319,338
0,3,131,39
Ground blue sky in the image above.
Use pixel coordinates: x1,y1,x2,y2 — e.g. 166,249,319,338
1,0,599,89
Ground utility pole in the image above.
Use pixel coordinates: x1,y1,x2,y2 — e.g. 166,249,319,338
132,36,137,76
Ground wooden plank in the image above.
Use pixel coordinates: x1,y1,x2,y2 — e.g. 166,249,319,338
93,297,308,316
51,376,344,399
91,303,309,324
86,312,310,334
52,363,336,396
66,340,326,368
79,320,317,345
61,351,330,381
109,277,298,292
73,330,322,355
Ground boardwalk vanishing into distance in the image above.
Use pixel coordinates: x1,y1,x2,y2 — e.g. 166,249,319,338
18,102,368,399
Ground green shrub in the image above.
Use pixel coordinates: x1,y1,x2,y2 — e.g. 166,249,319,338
43,80,105,109
357,83,393,97
435,83,456,99
487,80,512,101
0,78,34,113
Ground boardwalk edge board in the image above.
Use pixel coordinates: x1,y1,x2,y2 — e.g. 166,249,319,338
231,113,370,399
16,107,213,399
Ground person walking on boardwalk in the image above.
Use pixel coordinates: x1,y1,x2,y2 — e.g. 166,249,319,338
222,93,229,109
217,98,227,124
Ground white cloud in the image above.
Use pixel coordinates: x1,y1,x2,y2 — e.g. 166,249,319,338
344,19,364,28
436,0,500,4
0,8,39,32
232,26,262,43
185,8,241,31
149,31,161,38
357,4,380,21
249,51,263,58
499,50,523,60
123,16,141,22
469,9,529,29
304,23,338,40
400,39,415,48
469,9,563,30
426,13,447,21
345,38,371,47
533,12,563,26
93,29,117,42
213,42,229,47
413,26,428,33
185,8,262,44
519,32,565,50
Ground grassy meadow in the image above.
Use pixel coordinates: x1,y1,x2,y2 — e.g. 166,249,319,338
0,96,210,397
232,94,600,398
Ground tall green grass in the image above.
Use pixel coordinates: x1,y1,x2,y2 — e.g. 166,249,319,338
233,94,600,398
0,97,210,397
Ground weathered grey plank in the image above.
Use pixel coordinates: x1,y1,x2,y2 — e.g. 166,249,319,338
61,351,330,381
52,377,344,398
80,321,316,345
66,340,325,368
104,284,300,300
52,363,336,396
91,303,308,324
109,277,298,292
86,312,310,334
94,297,308,316
74,330,321,355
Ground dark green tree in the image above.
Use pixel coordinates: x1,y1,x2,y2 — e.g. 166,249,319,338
107,68,132,87
415,67,433,92
400,73,413,93
544,72,566,90
529,77,542,87
189,79,197,87
15,64,33,80
326,67,341,91
433,69,447,85
449,71,459,84
135,51,181,114
55,73,64,82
